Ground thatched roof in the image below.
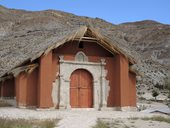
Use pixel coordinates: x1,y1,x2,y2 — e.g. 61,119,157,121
0,6,138,78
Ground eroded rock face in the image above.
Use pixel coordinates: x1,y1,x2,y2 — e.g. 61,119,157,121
0,6,170,95
114,21,170,95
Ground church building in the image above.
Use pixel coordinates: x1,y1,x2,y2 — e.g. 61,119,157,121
0,26,137,111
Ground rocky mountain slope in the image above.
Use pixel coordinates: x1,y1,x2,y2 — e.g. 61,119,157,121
0,5,170,97
115,20,170,97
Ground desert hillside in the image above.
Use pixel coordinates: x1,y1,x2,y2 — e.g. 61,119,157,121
114,20,170,100
0,5,170,100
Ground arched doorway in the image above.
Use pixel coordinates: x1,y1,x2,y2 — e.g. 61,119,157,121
70,69,93,108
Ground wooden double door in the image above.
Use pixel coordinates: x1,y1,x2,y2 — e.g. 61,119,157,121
70,69,93,108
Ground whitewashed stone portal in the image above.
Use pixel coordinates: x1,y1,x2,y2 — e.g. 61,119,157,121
56,52,109,110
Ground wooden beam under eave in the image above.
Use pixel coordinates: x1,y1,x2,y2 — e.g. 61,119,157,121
9,64,39,77
73,39,98,43
79,37,98,40
0,75,13,82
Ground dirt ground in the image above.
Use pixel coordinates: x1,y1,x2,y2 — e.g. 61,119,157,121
0,99,169,128
97,117,170,128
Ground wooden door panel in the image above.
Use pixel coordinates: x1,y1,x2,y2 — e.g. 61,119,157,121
70,70,79,107
79,89,88,107
70,69,93,108
70,89,78,107
80,71,91,88
88,89,93,107
70,72,79,88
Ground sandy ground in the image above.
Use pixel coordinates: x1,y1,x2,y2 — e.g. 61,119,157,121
123,119,169,128
100,117,170,128
0,107,169,128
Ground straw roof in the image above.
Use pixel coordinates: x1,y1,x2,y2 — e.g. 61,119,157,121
0,6,138,78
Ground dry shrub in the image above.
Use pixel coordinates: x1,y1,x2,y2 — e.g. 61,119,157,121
0,118,58,128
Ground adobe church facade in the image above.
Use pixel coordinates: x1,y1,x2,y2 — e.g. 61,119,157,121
0,27,137,110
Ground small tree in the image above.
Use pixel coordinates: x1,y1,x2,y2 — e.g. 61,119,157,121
152,90,159,101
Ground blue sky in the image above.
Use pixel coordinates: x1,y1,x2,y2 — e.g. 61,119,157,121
0,0,170,24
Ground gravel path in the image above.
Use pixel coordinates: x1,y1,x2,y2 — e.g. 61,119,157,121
0,107,156,128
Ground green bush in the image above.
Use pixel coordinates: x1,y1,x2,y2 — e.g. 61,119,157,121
92,120,109,128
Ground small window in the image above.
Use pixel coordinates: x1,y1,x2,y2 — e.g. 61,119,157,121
75,51,88,62
78,42,84,49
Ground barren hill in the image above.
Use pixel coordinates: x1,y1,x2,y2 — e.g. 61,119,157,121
0,5,170,96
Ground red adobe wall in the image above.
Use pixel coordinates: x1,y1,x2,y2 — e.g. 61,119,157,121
38,51,53,108
15,51,59,108
15,69,38,107
129,72,136,106
15,72,27,106
116,54,130,106
106,56,121,106
27,69,38,106
0,78,15,98
113,55,136,107
15,51,55,108
55,41,113,58
106,54,135,107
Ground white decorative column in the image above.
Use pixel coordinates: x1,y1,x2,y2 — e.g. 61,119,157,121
59,56,66,109
65,79,71,109
59,74,65,109
101,59,107,108
93,80,100,110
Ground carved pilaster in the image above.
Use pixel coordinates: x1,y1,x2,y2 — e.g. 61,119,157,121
59,75,65,109
65,79,71,109
59,55,64,63
93,80,100,110
100,58,107,108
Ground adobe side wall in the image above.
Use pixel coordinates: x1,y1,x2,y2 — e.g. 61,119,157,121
0,78,15,98
15,72,27,106
14,51,58,108
38,51,53,108
15,69,38,107
118,54,131,106
129,72,136,106
27,69,38,106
